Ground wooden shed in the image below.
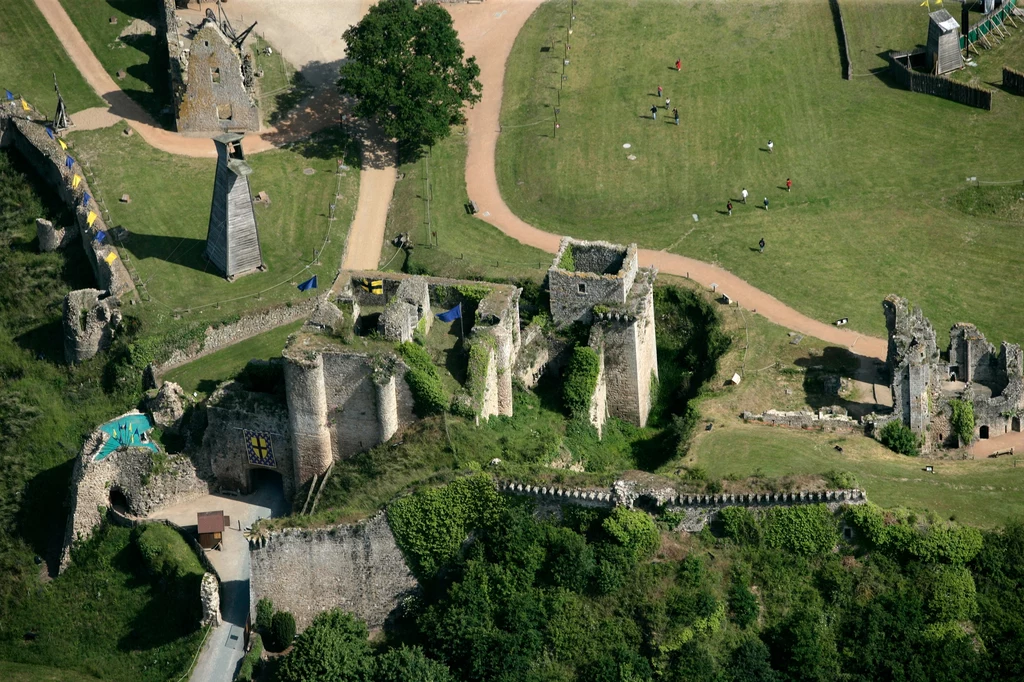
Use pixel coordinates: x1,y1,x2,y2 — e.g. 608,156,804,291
927,10,963,75
197,510,230,550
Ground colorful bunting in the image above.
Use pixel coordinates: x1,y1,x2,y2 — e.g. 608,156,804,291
104,251,118,264
86,211,97,227
21,99,30,111
72,174,81,189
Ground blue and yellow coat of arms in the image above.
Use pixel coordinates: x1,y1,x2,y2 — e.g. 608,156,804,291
243,430,276,468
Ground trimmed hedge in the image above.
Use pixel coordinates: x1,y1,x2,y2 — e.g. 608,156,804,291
235,633,263,682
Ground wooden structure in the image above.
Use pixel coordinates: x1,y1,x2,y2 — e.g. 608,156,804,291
928,10,963,75
205,133,265,280
197,510,230,549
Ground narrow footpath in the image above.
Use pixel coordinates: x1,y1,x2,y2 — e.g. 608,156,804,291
447,0,888,361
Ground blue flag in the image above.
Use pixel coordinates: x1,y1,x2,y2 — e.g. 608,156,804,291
436,303,462,323
65,156,74,169
297,275,318,292
82,191,91,207
45,127,54,139
4,90,12,101
94,230,106,243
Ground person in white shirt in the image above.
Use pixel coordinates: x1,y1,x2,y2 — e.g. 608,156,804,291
741,188,748,204
767,139,774,153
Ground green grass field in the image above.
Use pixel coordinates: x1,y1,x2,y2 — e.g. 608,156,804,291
67,124,357,327
163,319,303,398
388,131,550,280
0,0,105,113
0,662,102,682
58,0,171,125
497,0,1024,343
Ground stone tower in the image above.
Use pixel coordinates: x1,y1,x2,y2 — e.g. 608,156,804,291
205,133,264,280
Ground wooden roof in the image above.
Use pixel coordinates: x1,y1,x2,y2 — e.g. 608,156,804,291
197,510,227,534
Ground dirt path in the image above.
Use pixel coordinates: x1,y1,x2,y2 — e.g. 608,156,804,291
447,0,887,361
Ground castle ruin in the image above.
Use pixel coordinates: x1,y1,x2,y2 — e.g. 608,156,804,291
548,238,659,430
883,294,1024,450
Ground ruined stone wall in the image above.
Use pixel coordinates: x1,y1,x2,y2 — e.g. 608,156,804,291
589,345,608,437
884,295,940,434
479,345,500,420
36,217,75,252
548,239,640,326
323,353,409,459
63,288,122,363
0,112,134,297
249,513,417,632
60,424,210,571
742,406,861,432
160,0,186,116
284,354,334,488
199,383,293,497
596,318,651,426
176,21,259,134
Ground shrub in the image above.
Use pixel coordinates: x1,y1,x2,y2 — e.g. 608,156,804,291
844,503,983,563
270,610,297,652
235,633,263,682
761,504,839,556
718,507,760,545
949,399,975,445
558,244,575,271
823,469,857,489
256,597,274,632
924,565,978,622
277,609,372,682
563,345,600,417
879,420,920,456
602,506,660,562
728,576,759,629
398,342,448,416
375,644,455,682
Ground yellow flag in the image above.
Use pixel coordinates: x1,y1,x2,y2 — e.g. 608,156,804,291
20,98,30,111
104,251,118,264
72,174,81,189
935,0,942,5
87,211,97,227
58,138,68,150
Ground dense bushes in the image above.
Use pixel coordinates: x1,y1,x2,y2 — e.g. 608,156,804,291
398,342,449,416
879,420,920,456
602,506,660,562
845,503,983,564
719,505,838,556
277,609,371,682
950,399,975,445
271,611,297,652
235,633,263,682
562,345,600,417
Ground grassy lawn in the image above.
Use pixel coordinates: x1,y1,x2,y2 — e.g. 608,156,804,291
0,525,205,682
66,124,358,328
0,662,102,681
251,35,311,127
387,131,550,280
0,0,105,112
58,0,171,125
496,0,1024,343
163,319,304,398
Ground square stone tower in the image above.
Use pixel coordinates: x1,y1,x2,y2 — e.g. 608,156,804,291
548,238,658,427
205,133,264,280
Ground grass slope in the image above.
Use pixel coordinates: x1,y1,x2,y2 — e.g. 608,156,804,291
0,0,104,112
66,124,357,327
58,0,171,124
0,662,102,682
387,131,550,280
497,0,1024,343
163,319,303,398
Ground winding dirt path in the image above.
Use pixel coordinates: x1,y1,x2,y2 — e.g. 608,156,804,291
447,0,887,360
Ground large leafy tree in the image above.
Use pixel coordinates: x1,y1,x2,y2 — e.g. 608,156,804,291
277,609,373,682
339,0,482,160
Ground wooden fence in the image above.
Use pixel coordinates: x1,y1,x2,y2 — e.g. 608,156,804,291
1005,66,1024,95
888,50,993,110
829,0,853,80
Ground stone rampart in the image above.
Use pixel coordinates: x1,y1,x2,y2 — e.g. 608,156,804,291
156,297,317,374
63,288,122,364
61,419,211,571
742,406,862,433
0,109,134,297
249,513,417,632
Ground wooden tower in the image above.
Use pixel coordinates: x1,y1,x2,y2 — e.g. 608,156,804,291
205,133,265,280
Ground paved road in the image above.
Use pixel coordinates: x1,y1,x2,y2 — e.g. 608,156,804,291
149,484,288,682
446,0,888,361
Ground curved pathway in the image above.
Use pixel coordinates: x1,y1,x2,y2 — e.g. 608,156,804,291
447,0,887,361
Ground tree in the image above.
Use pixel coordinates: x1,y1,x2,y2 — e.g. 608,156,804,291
375,645,455,682
727,637,779,682
339,0,482,161
271,611,297,653
602,507,660,563
879,420,920,456
255,597,274,632
277,609,373,682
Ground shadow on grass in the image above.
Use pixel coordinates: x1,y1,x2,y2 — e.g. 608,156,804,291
18,458,77,577
796,347,889,418
283,126,360,166
13,318,64,363
123,233,208,273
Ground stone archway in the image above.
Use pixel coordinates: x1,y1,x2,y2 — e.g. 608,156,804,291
980,425,990,439
1013,417,1020,432
109,487,129,513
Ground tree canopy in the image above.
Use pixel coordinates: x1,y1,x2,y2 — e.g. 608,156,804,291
339,0,482,160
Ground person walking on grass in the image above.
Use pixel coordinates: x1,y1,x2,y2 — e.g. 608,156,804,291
763,196,769,211
767,139,774,153
786,177,792,192
658,85,663,98
727,201,733,216
759,237,765,253
673,108,679,126
741,188,748,204
676,59,681,72
650,104,658,120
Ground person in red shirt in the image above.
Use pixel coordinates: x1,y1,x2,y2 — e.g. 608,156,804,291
727,201,733,216
658,85,663,97
675,59,681,72
786,178,792,192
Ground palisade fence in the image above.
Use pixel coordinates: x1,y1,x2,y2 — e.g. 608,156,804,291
961,0,1020,49
1004,66,1024,95
829,0,853,80
888,50,993,110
